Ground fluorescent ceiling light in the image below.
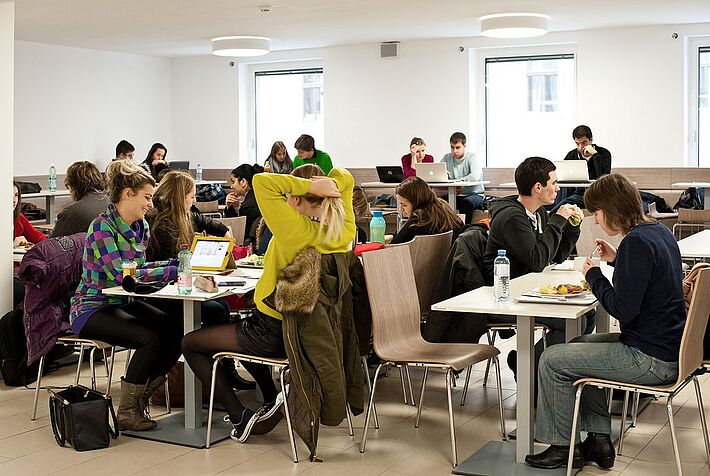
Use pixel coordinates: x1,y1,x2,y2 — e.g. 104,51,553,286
211,36,271,57
480,13,549,38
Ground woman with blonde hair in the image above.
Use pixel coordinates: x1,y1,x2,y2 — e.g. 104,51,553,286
182,165,353,443
69,160,182,432
390,176,463,244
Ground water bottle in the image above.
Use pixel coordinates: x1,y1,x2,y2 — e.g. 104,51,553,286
196,163,203,182
369,210,386,244
493,249,510,302
177,244,193,295
48,164,57,192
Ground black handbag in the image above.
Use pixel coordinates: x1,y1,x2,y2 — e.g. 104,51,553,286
48,385,119,451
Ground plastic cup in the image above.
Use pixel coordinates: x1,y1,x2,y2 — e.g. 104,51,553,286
122,260,137,278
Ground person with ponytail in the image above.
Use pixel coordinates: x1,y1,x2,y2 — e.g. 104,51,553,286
390,176,464,244
181,164,353,444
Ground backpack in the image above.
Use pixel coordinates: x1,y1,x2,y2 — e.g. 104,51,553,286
0,303,39,386
674,187,704,210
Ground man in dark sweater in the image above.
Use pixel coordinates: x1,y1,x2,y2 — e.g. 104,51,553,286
552,125,611,212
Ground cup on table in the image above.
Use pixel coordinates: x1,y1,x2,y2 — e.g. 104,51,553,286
122,260,137,278
574,256,600,272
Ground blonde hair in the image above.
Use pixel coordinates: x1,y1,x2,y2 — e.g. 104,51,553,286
291,164,346,244
148,171,195,255
106,159,155,204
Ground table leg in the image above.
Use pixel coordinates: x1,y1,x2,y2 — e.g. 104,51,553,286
596,305,610,334
565,317,582,342
448,185,457,210
183,300,202,429
516,315,535,463
45,196,54,224
704,188,710,210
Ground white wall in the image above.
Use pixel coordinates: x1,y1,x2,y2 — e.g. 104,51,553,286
14,41,172,175
1,1,14,313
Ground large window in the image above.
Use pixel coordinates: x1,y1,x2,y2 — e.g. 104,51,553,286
255,68,324,162
700,48,710,167
485,54,575,167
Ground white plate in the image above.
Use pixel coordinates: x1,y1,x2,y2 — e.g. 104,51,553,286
236,257,264,269
528,285,591,298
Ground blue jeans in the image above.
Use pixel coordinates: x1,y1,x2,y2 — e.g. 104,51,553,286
456,193,484,223
535,333,678,445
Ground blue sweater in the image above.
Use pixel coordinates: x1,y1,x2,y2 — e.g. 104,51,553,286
585,221,686,362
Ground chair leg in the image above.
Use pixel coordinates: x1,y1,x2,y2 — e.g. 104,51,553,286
405,365,416,406
666,395,683,476
346,403,354,437
618,390,630,455
414,367,429,428
31,355,46,421
123,348,133,376
361,356,379,429
693,376,710,464
631,391,640,427
106,347,115,396
492,356,507,440
89,347,97,390
165,378,171,414
566,385,584,476
205,357,222,449
360,363,386,454
75,344,85,385
280,367,298,463
460,366,472,406
608,388,614,413
398,365,409,404
483,330,496,387
541,328,548,349
445,368,457,467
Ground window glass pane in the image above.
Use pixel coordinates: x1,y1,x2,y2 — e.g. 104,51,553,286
700,50,710,167
486,56,575,167
255,69,324,162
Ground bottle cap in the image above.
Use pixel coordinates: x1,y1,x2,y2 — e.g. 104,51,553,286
180,244,189,250
373,210,383,217
497,249,506,256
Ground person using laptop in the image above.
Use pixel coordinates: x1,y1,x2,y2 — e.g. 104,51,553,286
292,134,333,174
440,132,485,223
552,125,612,212
401,137,434,178
140,142,168,180
113,139,135,162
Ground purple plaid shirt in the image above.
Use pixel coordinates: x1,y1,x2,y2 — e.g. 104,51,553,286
69,204,177,334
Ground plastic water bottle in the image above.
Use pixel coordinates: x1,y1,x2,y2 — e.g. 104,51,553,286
493,249,510,302
196,163,203,182
48,164,57,192
177,244,193,295
369,210,386,244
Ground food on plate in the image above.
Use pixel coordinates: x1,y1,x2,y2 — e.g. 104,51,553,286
241,254,265,267
538,283,585,295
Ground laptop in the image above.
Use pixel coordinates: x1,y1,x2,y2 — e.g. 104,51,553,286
169,161,190,172
416,162,452,183
376,165,405,184
554,160,591,184
189,235,236,272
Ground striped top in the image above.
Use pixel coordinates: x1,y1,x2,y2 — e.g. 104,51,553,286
69,204,177,334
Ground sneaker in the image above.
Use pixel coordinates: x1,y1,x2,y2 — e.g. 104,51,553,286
258,386,287,423
228,408,262,443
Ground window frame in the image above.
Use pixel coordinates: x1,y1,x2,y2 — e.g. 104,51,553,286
687,38,710,167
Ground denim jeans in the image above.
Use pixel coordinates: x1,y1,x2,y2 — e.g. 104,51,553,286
456,193,484,223
535,333,678,445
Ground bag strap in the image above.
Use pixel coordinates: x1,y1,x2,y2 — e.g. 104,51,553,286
106,396,120,439
48,393,66,447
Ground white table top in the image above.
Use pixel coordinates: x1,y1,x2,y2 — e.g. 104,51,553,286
196,180,229,187
361,180,489,188
672,182,710,188
677,229,710,258
498,181,595,189
23,189,71,198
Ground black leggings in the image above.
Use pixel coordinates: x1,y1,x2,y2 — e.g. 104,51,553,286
182,311,285,422
79,301,183,385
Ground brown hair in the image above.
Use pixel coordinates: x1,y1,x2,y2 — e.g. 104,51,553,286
148,171,195,256
13,181,21,220
395,176,462,232
65,161,106,201
352,185,370,219
290,164,345,243
294,134,315,152
410,137,425,148
584,173,650,235
105,159,156,204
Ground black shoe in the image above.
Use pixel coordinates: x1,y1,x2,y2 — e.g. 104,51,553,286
507,350,517,381
228,408,261,443
581,432,615,469
525,445,583,469
251,409,283,435
222,361,257,391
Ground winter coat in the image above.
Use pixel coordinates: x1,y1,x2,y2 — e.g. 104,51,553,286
18,233,84,364
272,246,365,461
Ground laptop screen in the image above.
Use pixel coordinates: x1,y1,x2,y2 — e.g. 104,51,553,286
554,161,590,182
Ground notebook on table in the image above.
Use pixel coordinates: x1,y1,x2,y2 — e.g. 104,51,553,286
376,166,405,184
416,163,453,183
554,160,591,184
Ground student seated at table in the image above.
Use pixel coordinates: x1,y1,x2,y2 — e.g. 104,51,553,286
401,137,434,178
263,140,293,174
69,160,182,432
113,139,135,162
225,164,263,245
483,157,586,378
440,132,485,223
390,176,464,245
352,185,371,244
146,170,232,326
182,166,353,443
50,161,110,238
140,142,169,180
292,134,333,174
526,173,685,471
13,181,47,247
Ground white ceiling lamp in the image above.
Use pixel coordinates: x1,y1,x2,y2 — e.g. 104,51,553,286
479,13,549,39
211,36,271,57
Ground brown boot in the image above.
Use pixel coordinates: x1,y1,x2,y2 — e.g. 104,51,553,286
117,378,157,431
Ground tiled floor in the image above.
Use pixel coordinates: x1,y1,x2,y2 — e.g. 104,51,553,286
0,336,708,476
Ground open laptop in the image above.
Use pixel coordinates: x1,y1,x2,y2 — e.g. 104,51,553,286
416,162,452,183
169,161,190,171
554,160,591,184
189,235,236,272
376,165,405,184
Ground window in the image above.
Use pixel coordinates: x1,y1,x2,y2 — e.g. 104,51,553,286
700,48,710,167
485,54,575,167
255,68,324,162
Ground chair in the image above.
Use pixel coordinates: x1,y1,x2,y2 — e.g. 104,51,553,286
194,200,221,218
673,208,710,240
576,215,623,257
31,336,115,420
565,267,710,476
217,216,247,245
360,246,506,467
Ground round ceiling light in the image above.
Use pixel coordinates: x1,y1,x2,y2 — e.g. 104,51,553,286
211,36,271,57
479,13,549,38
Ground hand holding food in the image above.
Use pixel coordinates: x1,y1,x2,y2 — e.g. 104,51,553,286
583,144,597,157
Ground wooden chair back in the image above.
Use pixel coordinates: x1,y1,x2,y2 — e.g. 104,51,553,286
677,267,710,381
408,231,453,314
194,200,220,213
576,215,623,257
217,216,247,245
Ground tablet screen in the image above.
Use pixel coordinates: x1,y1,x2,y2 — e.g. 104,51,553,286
190,239,231,269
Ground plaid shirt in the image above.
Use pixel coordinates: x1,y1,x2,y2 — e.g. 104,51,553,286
69,204,177,333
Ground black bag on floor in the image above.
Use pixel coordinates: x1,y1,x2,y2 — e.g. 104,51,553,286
0,303,39,386
49,385,119,451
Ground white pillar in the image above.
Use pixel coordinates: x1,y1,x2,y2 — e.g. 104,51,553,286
0,2,14,313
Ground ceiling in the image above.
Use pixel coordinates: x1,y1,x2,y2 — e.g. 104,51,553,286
13,0,710,58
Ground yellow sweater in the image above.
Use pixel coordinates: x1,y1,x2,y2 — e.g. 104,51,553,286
252,168,355,319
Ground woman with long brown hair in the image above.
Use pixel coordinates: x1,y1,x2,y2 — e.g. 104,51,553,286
263,140,293,174
390,176,463,244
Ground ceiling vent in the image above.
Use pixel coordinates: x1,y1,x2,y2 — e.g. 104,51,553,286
380,42,399,58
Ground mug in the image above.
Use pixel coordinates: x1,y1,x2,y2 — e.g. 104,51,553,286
574,256,601,272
